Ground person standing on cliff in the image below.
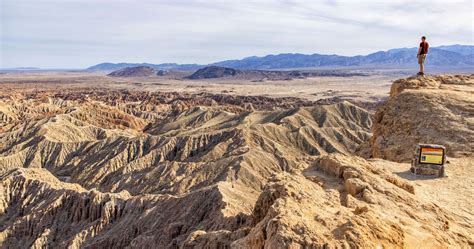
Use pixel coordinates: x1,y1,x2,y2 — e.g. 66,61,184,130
417,36,429,76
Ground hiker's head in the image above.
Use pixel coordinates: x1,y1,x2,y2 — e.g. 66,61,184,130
421,36,426,41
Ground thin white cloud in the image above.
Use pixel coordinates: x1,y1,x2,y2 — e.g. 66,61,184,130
1,0,472,68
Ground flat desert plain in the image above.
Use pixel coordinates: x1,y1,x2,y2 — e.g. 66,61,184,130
0,71,398,102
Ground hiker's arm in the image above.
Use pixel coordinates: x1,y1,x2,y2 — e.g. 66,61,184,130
417,47,421,57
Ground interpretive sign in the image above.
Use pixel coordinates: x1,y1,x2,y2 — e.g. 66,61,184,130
419,147,444,165
411,144,446,177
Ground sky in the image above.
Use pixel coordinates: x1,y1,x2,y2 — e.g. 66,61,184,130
1,0,473,69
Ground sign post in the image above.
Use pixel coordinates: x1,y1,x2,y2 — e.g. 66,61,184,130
411,144,446,177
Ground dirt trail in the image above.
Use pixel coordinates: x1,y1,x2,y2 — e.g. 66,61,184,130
378,157,474,230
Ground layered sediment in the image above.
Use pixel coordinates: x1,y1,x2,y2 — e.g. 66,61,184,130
1,75,473,248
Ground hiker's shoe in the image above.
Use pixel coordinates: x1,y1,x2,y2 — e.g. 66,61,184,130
417,72,422,76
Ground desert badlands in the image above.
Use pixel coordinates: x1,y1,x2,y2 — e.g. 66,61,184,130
0,73,473,248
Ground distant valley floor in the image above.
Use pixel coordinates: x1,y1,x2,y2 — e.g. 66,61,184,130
0,71,401,106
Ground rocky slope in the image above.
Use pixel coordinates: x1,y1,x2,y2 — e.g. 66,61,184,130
1,76,473,248
0,89,373,247
368,74,474,162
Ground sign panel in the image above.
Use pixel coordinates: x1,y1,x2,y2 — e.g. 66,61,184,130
419,147,444,165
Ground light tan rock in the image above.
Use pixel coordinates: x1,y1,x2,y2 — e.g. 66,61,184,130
369,74,474,162
0,77,473,248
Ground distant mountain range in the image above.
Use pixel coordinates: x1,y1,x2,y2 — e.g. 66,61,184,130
185,66,366,80
88,62,202,71
88,45,473,71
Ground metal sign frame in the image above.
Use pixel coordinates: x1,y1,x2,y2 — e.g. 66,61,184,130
418,147,445,165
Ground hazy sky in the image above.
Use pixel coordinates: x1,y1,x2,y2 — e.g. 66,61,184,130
1,0,472,68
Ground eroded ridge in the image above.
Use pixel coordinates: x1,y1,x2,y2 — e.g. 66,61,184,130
1,76,473,248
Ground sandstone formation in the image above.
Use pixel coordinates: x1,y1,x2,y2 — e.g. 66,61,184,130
369,74,474,162
1,75,473,248
0,89,372,247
